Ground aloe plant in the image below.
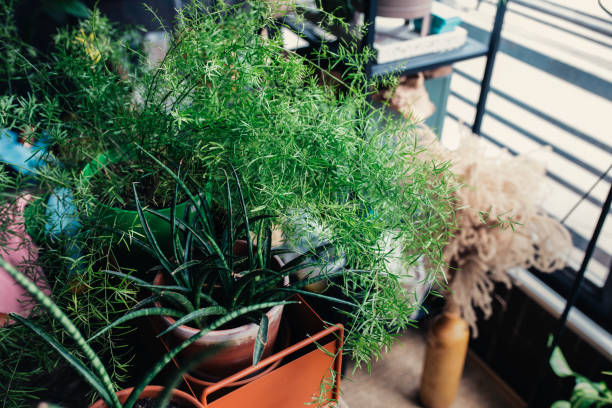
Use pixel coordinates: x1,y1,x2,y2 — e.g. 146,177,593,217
95,152,354,366
0,255,289,408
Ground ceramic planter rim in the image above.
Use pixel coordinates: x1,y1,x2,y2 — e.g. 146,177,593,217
152,272,285,338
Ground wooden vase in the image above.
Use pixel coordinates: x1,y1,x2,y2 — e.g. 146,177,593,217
419,307,469,408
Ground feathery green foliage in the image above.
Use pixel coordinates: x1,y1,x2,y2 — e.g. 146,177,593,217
1,0,457,382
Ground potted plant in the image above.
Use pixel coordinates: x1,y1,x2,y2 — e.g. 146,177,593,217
0,253,291,408
94,157,348,380
2,0,457,380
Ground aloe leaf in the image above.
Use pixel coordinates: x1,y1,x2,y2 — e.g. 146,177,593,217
0,257,121,408
88,308,184,342
253,314,269,366
11,314,113,405
156,306,228,337
126,301,296,408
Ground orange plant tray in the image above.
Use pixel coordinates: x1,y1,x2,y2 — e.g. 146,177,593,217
159,295,343,407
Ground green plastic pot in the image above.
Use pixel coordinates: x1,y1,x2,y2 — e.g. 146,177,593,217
81,151,190,250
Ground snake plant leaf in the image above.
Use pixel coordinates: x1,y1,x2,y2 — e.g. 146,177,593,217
103,270,191,293
222,168,234,272
257,219,265,268
193,267,215,310
144,207,217,263
169,259,202,277
170,171,181,262
11,314,114,405
234,214,275,236
231,167,254,269
125,301,295,408
133,183,174,274
133,295,162,309
279,242,334,271
276,288,357,307
88,308,184,342
135,283,192,293
154,345,222,408
103,269,151,286
0,257,121,408
158,291,196,315
264,224,272,270
136,146,222,262
156,306,228,337
278,261,325,275
253,314,269,366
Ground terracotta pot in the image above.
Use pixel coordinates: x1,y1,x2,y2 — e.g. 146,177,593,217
353,0,433,19
198,297,344,407
153,241,286,378
89,386,203,408
0,195,50,326
181,322,289,397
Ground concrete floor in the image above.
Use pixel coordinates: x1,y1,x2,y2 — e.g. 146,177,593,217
439,0,612,286
340,329,525,408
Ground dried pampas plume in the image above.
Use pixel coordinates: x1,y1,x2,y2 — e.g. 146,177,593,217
418,126,572,336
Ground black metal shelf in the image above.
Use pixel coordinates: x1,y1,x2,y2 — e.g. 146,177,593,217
360,0,508,134
370,37,488,78
280,0,508,134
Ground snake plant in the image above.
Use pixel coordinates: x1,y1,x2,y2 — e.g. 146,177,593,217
0,255,288,408
94,149,355,366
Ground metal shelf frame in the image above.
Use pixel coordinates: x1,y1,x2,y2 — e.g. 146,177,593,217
360,0,509,135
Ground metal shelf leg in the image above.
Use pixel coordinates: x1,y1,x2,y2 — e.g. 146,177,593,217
472,0,509,135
